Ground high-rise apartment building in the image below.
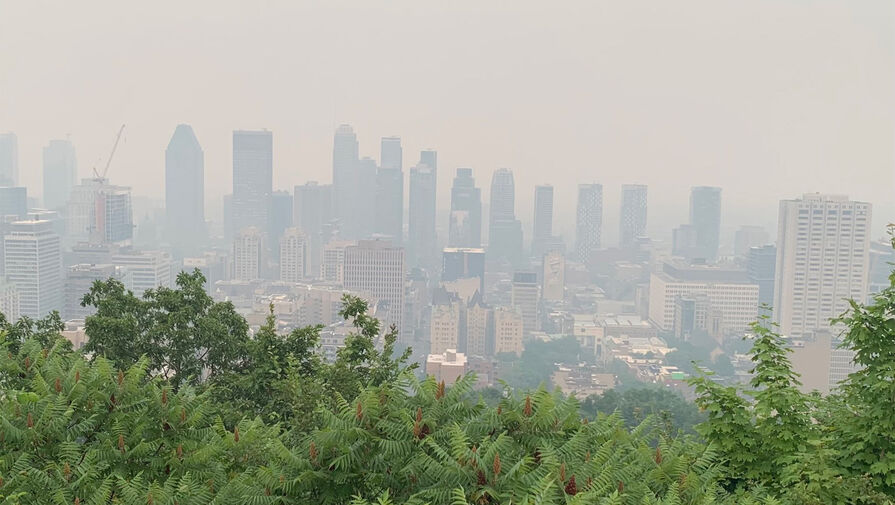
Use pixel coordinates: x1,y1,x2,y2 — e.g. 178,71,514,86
448,168,482,248
232,130,273,235
689,186,722,262
0,187,27,219
532,185,554,257
332,124,359,230
493,306,524,356
231,227,264,282
279,227,308,283
3,220,63,319
67,179,134,245
488,168,523,263
293,182,333,276
575,183,603,261
619,184,647,248
511,272,539,335
0,133,17,186
407,162,437,270
774,194,871,337
165,125,205,255
42,139,78,212
375,137,403,243
343,239,405,331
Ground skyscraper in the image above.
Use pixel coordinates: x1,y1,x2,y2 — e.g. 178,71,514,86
269,190,294,258
0,187,27,219
419,149,437,171
442,247,485,294
689,186,722,262
575,183,603,261
280,227,308,282
231,227,264,281
232,130,273,235
542,250,565,302
774,194,871,337
511,272,539,336
532,184,554,257
619,184,647,248
747,244,776,310
488,168,523,263
67,179,133,245
293,182,333,275
3,220,62,319
448,168,482,248
165,125,205,255
351,157,378,238
0,133,17,186
375,137,403,243
343,239,405,330
493,306,524,356
332,124,359,230
734,225,769,258
112,250,173,297
42,139,78,211
408,161,437,270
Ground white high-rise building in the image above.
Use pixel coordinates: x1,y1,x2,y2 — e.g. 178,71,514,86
231,227,264,282
67,179,133,246
0,280,21,322
3,220,63,319
774,194,871,337
112,250,172,297
511,272,540,335
280,228,308,283
322,240,352,283
343,239,405,331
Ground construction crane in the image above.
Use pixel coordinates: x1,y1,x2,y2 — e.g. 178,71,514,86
92,124,126,181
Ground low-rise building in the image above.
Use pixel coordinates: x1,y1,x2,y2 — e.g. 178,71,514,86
426,349,468,385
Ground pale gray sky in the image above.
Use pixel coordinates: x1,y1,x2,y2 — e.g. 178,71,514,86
1,0,893,244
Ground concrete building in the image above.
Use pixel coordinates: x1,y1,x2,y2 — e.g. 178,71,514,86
232,130,273,235
619,184,647,248
322,240,352,283
165,125,205,255
648,261,759,338
448,168,482,248
429,298,461,355
466,294,492,357
789,330,859,394
575,183,603,261
3,220,63,319
0,187,27,219
343,239,405,331
279,228,308,282
42,139,78,212
493,306,524,356
112,250,173,297
64,264,124,320
231,227,264,282
0,281,20,322
67,179,133,245
426,349,468,385
511,272,539,335
541,250,565,302
774,194,871,337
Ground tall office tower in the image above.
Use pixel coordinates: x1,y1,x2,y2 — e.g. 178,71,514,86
488,168,523,263
774,194,871,337
0,281,20,322
112,250,173,297
3,220,62,319
269,190,293,260
332,124,359,229
165,125,205,255
375,137,403,243
747,245,776,310
279,227,308,282
64,264,121,320
442,247,486,294
689,186,722,262
511,272,539,335
532,184,554,257
430,296,461,355
232,130,273,235
448,168,482,248
466,293,492,357
734,225,769,258
0,133,17,186
542,250,565,302
343,239,405,330
222,194,234,242
672,224,699,259
419,149,437,171
231,227,264,282
407,163,437,270
67,179,133,245
42,139,78,211
322,240,352,283
619,184,647,248
574,183,602,261
293,182,333,275
348,157,377,238
493,306,524,356
0,187,27,218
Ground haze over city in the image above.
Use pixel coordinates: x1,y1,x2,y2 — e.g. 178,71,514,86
2,0,893,244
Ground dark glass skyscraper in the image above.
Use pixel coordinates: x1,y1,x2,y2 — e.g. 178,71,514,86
689,186,722,262
488,168,523,264
232,130,272,235
448,168,482,248
408,155,437,270
165,125,204,255
619,184,647,248
375,137,403,243
332,124,358,231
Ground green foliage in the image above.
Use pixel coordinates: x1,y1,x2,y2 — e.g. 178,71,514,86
0,311,67,356
580,387,705,434
82,270,250,388
496,336,583,390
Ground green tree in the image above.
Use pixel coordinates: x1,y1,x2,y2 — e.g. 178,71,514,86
82,270,249,388
580,387,705,434
0,311,67,355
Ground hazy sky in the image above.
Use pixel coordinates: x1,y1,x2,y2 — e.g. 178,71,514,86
2,0,893,245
